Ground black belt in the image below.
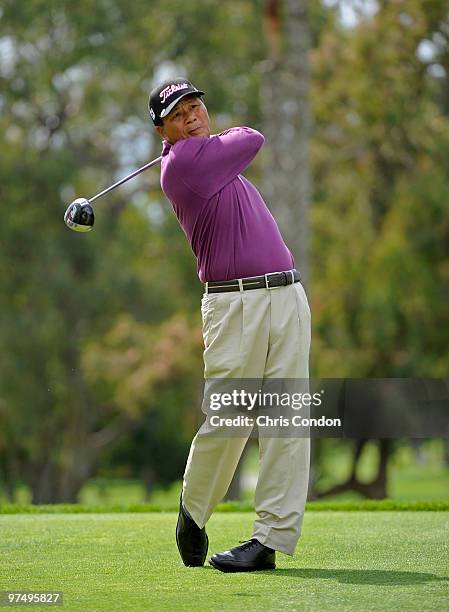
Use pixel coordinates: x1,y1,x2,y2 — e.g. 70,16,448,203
205,269,301,294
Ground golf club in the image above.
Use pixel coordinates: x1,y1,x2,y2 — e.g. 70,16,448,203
64,155,162,232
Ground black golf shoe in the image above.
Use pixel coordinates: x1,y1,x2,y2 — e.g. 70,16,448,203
209,538,276,572
176,495,208,567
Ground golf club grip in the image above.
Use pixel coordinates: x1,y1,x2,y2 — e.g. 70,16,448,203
88,156,162,204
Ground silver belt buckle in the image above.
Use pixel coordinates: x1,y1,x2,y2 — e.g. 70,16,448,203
265,272,281,290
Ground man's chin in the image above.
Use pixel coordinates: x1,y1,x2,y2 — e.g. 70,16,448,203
188,128,208,137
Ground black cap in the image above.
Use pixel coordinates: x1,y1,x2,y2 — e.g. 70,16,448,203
148,77,205,126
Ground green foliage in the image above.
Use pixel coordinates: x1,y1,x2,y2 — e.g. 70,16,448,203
0,0,266,502
310,0,449,376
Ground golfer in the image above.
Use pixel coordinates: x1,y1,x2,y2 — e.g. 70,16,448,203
149,77,311,572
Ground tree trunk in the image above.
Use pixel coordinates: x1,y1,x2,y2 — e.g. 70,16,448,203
260,0,313,500
260,0,312,286
0,450,18,502
316,439,392,500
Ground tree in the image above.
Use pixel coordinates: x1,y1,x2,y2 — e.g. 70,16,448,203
0,0,270,503
310,0,449,498
260,0,313,286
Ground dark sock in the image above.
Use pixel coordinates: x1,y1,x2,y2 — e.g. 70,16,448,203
252,538,274,553
182,501,200,527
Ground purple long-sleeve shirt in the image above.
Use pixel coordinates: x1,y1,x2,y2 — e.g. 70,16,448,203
160,127,294,282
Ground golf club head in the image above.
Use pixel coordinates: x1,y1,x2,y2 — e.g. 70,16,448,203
64,198,95,232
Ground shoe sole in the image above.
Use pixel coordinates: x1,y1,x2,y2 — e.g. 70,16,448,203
209,558,276,573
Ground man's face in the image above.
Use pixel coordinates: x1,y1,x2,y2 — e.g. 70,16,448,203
156,95,211,144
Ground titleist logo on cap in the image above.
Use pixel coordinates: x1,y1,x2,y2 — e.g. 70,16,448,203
160,82,189,103
148,78,204,125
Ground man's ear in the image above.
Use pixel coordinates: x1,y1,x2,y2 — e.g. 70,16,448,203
155,126,165,139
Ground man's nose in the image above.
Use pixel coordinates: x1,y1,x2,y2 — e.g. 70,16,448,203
185,109,197,123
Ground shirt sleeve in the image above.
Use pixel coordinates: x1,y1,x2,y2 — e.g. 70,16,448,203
170,127,264,198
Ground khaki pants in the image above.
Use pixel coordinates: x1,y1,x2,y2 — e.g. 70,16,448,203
182,280,311,555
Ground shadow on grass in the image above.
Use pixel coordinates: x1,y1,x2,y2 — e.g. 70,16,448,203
266,568,449,585
203,566,448,586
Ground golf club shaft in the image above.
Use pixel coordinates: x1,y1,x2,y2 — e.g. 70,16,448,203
88,156,162,204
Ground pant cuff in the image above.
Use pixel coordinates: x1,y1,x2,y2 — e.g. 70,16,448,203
252,529,298,556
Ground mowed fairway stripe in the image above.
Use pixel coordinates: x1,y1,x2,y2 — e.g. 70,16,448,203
0,512,448,611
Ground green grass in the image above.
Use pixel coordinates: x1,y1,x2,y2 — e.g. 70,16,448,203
1,512,448,611
312,440,449,502
1,500,449,514
3,440,448,507
80,439,449,506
